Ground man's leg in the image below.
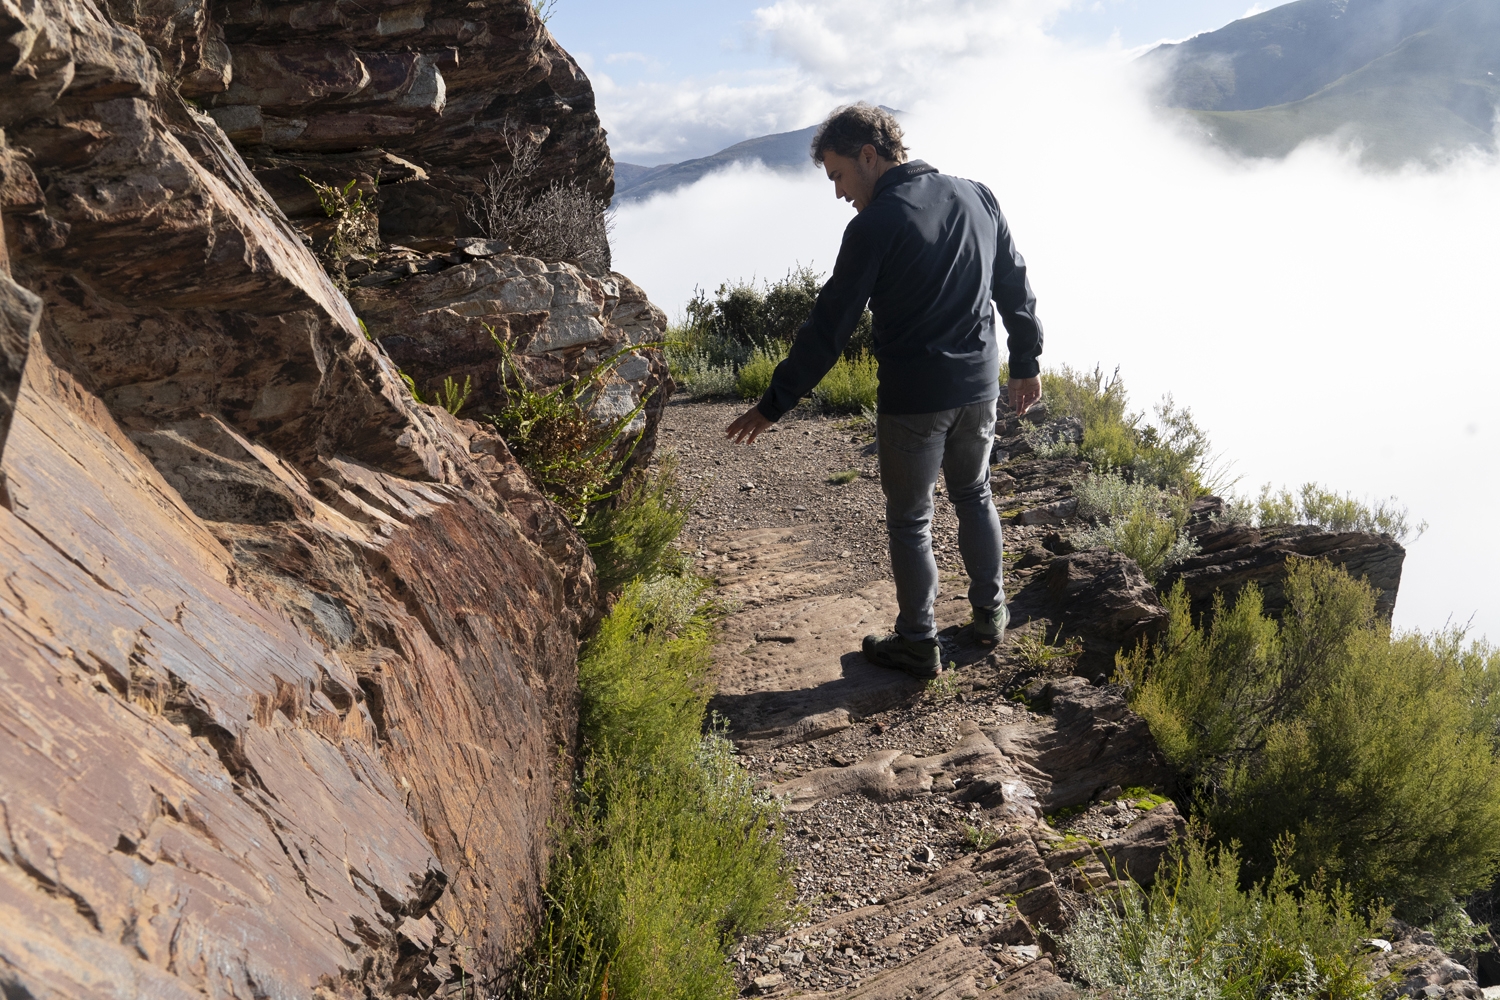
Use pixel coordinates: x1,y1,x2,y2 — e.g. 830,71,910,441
876,409,950,641
942,400,1007,632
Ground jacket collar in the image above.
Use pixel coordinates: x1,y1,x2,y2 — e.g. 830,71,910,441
872,159,938,200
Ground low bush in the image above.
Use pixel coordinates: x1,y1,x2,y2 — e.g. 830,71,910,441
689,267,873,357
734,342,786,400
813,351,879,413
1007,363,1228,496
1073,471,1197,580
581,457,692,592
665,342,740,400
511,577,794,1000
302,175,379,287
1118,560,1500,917
1064,831,1387,1000
467,121,612,274
730,342,877,414
1255,482,1426,542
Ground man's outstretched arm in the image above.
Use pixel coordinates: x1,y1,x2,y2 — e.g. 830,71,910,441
727,219,882,442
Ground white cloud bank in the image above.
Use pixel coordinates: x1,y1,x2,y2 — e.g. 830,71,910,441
609,3,1500,641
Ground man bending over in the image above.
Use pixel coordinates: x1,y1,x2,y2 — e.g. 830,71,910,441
725,103,1044,679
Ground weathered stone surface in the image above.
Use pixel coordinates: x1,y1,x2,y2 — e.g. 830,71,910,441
1007,548,1168,678
350,254,671,462
1100,801,1186,887
1163,521,1406,620
0,0,629,993
992,677,1174,811
763,676,1171,819
168,0,615,240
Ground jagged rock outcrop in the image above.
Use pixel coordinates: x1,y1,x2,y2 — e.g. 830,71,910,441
0,0,660,995
349,243,671,460
994,456,1407,675
112,0,614,240
1165,498,1406,620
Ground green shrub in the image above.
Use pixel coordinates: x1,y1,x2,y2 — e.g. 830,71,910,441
1255,483,1426,542
488,336,650,522
813,351,878,413
1073,471,1197,580
1133,396,1212,493
688,269,873,358
1118,560,1500,917
512,578,793,1000
581,457,692,592
1063,830,1387,1000
664,310,750,400
1007,363,1227,496
1082,419,1139,472
1012,627,1084,671
735,342,786,400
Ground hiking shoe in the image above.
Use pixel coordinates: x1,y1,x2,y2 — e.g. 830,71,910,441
971,604,1009,644
863,632,942,679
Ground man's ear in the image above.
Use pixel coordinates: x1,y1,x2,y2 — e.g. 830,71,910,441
861,144,878,167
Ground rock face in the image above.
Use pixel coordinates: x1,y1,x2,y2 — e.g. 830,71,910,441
0,0,656,995
349,244,670,459
1165,509,1406,620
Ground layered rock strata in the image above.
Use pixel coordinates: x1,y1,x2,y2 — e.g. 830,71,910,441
349,240,670,462
0,0,656,995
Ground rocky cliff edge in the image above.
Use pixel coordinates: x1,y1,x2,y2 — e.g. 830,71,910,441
0,0,664,995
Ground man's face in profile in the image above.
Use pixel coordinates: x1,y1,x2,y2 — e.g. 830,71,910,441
822,146,884,212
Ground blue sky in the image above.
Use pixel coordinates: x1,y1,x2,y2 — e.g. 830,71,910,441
549,0,1284,161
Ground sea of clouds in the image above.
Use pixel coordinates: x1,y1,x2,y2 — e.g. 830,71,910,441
606,0,1500,641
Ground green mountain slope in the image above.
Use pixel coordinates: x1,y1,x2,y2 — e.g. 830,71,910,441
1149,0,1500,165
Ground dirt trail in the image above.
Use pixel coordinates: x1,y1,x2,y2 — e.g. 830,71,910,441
659,398,1178,999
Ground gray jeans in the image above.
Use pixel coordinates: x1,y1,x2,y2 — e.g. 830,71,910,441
877,400,1004,641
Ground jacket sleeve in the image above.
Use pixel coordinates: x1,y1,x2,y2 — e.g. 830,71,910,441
990,201,1044,379
756,215,883,421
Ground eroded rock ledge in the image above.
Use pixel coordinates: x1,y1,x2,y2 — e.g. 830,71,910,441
0,0,661,995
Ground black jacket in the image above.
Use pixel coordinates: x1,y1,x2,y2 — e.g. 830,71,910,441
756,160,1043,419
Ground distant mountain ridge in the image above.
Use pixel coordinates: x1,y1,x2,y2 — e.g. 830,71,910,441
1144,0,1500,164
611,107,900,204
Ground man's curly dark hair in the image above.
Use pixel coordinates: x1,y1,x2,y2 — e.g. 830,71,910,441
810,103,908,166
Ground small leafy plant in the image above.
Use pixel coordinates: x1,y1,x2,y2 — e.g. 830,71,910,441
1254,482,1425,541
1071,471,1198,580
301,175,379,285
1012,627,1084,672
488,332,651,522
828,468,860,485
964,822,1001,852
440,375,473,416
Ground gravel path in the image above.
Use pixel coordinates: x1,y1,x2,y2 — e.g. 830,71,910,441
660,399,973,599
658,395,1074,996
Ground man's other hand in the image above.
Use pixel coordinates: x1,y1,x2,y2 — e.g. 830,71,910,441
1008,376,1042,415
726,406,773,444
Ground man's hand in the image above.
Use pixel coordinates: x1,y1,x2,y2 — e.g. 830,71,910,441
1008,376,1042,415
726,405,773,444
